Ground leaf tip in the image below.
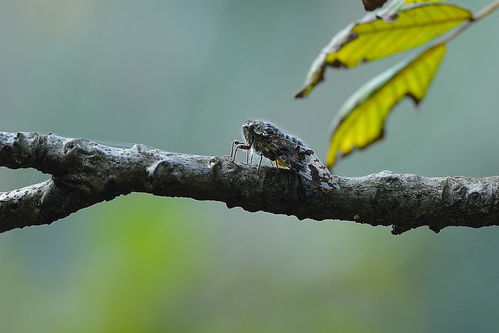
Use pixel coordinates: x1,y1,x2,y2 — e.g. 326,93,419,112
294,86,310,99
406,92,423,110
325,158,335,170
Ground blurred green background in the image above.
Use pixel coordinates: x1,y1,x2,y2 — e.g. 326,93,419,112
1,0,499,332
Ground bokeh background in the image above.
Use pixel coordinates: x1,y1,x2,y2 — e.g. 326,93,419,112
1,0,499,332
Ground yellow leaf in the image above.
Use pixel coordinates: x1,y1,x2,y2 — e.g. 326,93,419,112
364,0,445,12
405,0,446,3
296,3,470,98
325,43,446,168
379,0,449,21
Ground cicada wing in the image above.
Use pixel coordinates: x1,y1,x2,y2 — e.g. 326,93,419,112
298,153,340,191
265,134,340,191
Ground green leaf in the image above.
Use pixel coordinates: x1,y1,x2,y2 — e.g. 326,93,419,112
380,0,449,21
325,43,447,168
295,3,470,98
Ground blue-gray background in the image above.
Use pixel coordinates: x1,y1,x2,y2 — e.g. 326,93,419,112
1,1,498,332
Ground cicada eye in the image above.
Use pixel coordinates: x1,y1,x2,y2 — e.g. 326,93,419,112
254,122,265,133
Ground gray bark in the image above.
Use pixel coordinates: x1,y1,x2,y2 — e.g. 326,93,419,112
1,131,498,234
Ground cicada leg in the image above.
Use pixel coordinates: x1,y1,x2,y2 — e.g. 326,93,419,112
255,155,263,178
232,142,251,162
225,140,243,160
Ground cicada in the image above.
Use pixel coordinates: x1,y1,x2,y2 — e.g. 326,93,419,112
229,120,340,191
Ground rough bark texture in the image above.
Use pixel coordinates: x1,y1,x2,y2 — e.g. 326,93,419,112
1,132,498,234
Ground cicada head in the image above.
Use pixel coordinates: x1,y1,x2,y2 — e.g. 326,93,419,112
242,120,265,145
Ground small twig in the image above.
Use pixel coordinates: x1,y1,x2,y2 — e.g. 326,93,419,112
440,0,499,44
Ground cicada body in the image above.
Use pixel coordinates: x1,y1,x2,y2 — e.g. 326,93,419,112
231,120,340,191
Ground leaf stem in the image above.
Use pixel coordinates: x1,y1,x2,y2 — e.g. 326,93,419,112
441,0,499,44
474,0,499,20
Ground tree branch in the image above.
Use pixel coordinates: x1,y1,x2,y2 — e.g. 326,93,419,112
1,131,498,234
